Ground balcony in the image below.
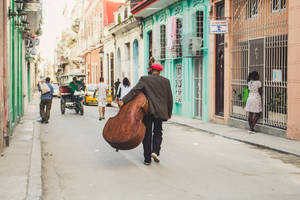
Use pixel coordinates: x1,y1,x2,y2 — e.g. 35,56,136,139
24,0,42,36
130,0,178,18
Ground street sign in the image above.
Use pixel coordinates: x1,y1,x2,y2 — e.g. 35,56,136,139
210,20,228,34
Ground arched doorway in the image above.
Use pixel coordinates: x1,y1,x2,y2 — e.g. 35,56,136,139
133,39,139,85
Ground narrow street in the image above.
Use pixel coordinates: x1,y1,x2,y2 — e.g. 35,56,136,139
41,98,300,200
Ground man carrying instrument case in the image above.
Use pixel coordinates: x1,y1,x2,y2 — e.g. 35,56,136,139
119,62,173,165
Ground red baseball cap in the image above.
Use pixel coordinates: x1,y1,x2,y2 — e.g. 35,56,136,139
151,63,164,71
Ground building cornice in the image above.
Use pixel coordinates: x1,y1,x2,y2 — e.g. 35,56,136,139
109,17,140,35
131,0,158,15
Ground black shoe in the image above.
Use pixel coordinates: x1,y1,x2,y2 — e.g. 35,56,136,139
44,121,48,124
99,117,102,121
144,161,151,165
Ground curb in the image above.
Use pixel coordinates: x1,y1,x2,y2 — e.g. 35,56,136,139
169,120,300,158
26,122,42,200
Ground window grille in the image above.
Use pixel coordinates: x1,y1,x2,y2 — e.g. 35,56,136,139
195,10,204,56
247,0,259,18
272,0,286,12
175,63,183,103
160,25,166,59
167,17,183,58
231,0,288,129
196,11,204,38
175,18,183,58
148,31,152,59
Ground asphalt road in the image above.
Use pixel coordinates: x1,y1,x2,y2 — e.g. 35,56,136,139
41,98,300,200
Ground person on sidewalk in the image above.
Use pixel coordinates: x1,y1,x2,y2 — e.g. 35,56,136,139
37,77,54,124
119,63,173,165
116,77,131,101
245,71,262,133
94,77,108,120
114,78,121,100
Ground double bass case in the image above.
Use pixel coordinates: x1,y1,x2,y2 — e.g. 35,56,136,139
103,93,149,150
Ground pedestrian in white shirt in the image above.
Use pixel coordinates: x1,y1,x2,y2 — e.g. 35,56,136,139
94,77,108,120
116,77,131,100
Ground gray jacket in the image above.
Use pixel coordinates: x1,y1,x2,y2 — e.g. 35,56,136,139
122,74,173,121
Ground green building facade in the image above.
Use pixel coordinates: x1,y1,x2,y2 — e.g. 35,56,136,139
142,0,210,120
8,0,25,132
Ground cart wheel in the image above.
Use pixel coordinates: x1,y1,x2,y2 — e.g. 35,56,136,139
80,106,84,115
61,100,66,114
4,136,9,147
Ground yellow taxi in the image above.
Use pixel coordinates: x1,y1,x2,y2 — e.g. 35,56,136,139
84,85,98,105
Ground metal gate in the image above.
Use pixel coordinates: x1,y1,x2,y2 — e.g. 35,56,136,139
231,0,288,129
194,58,203,119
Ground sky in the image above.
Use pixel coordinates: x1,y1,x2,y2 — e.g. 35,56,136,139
39,0,126,64
39,0,75,62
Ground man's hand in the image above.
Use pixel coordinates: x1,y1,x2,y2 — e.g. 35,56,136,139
118,101,124,108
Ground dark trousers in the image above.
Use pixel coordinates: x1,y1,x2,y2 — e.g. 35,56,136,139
142,115,163,162
40,99,52,122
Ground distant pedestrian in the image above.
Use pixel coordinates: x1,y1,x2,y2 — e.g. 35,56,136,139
38,77,54,124
119,63,173,165
245,71,262,133
114,78,121,100
94,77,108,120
116,77,131,101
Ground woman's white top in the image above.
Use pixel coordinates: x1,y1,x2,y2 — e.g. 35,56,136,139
117,84,132,100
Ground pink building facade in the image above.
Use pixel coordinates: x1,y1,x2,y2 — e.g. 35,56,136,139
287,0,300,140
79,0,125,85
207,0,300,140
0,0,8,151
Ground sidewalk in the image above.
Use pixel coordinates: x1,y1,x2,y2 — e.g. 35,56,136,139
170,115,300,157
0,94,42,200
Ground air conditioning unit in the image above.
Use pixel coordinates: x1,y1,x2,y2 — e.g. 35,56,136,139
189,37,203,55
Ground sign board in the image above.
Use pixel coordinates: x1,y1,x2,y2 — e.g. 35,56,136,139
273,69,282,82
210,20,228,34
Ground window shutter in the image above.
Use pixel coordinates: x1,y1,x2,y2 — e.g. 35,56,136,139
166,16,176,54
152,22,161,59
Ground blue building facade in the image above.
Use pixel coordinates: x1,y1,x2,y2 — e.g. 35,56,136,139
141,0,210,120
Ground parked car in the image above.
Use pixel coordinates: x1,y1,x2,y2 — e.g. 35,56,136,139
52,84,60,97
84,85,98,105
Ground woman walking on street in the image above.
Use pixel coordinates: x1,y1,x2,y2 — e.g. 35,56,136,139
245,71,262,133
116,77,131,101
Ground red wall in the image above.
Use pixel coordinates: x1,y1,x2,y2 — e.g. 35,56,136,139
85,49,101,85
103,0,125,27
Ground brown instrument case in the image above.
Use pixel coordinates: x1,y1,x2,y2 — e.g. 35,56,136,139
103,93,149,150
